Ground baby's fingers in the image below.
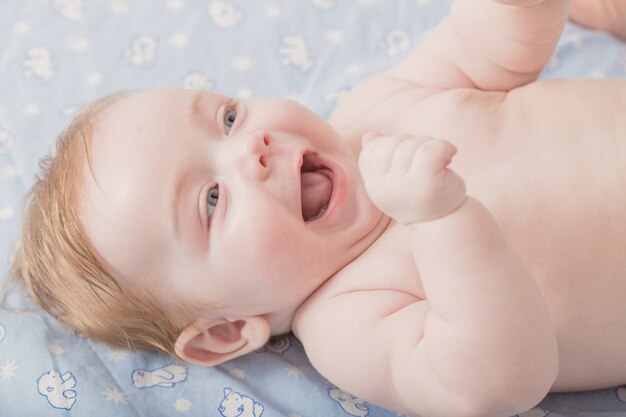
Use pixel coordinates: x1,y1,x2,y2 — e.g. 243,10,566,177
361,131,382,146
390,136,431,175
411,139,457,176
359,134,400,175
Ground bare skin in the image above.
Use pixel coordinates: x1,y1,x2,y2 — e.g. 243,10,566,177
293,0,626,416
76,1,626,416
570,0,626,39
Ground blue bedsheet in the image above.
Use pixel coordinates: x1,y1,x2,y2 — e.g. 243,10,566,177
1,1,626,416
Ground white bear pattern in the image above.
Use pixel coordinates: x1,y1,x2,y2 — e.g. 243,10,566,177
53,0,84,20
36,369,77,410
131,364,188,388
182,72,215,90
278,35,313,73
218,388,264,417
0,129,14,154
323,87,349,103
121,35,158,68
379,29,411,57
256,335,291,354
207,1,243,29
23,47,56,82
329,387,369,417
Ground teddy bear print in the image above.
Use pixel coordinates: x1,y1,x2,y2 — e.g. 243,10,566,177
278,35,313,73
132,364,187,388
207,1,243,29
256,335,291,354
379,29,411,57
182,72,215,90
36,369,77,410
218,388,264,417
329,387,369,416
53,0,84,20
121,35,158,68
0,129,14,154
23,47,56,82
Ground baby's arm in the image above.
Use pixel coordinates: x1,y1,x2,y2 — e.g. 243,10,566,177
296,134,558,416
570,0,626,40
386,0,569,91
354,134,557,416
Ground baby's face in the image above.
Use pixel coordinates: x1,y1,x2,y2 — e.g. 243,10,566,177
79,88,385,326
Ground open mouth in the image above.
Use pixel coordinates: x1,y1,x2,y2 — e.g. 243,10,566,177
300,152,334,222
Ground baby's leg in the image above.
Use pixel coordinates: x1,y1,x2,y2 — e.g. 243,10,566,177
570,0,626,40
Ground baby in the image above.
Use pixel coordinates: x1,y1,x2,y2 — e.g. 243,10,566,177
9,0,626,416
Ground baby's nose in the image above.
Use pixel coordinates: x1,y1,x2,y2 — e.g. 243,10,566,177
237,130,271,181
242,130,270,158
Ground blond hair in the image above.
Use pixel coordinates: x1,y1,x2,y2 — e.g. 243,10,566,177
6,92,193,358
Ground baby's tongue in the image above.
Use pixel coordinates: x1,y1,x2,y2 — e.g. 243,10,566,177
300,171,332,221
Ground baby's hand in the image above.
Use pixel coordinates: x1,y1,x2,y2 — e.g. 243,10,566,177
358,132,466,225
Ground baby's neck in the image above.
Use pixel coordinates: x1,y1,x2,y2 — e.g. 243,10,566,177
269,213,393,337
266,310,295,336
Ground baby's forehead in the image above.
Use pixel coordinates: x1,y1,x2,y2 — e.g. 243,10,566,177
78,89,205,289
115,87,200,107
97,88,210,131
93,89,181,139
101,88,175,116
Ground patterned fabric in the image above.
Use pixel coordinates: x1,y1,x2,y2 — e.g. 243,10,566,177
1,1,626,416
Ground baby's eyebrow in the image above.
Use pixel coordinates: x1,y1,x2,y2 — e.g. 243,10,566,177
189,90,217,132
171,167,185,243
170,94,201,243
190,90,204,119
170,167,204,254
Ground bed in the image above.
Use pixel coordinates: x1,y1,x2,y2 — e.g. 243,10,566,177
1,1,626,416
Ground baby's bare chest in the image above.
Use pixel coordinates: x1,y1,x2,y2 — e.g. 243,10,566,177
331,79,626,389
336,80,626,289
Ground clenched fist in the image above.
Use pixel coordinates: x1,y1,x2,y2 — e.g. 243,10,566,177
358,132,467,225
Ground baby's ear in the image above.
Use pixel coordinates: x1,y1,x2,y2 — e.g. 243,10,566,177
175,316,270,366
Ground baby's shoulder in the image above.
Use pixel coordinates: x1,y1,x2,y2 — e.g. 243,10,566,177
293,222,424,334
328,74,435,147
329,74,415,126
328,73,503,153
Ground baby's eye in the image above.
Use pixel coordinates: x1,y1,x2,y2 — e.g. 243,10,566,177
207,185,219,222
224,101,238,135
224,110,237,134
